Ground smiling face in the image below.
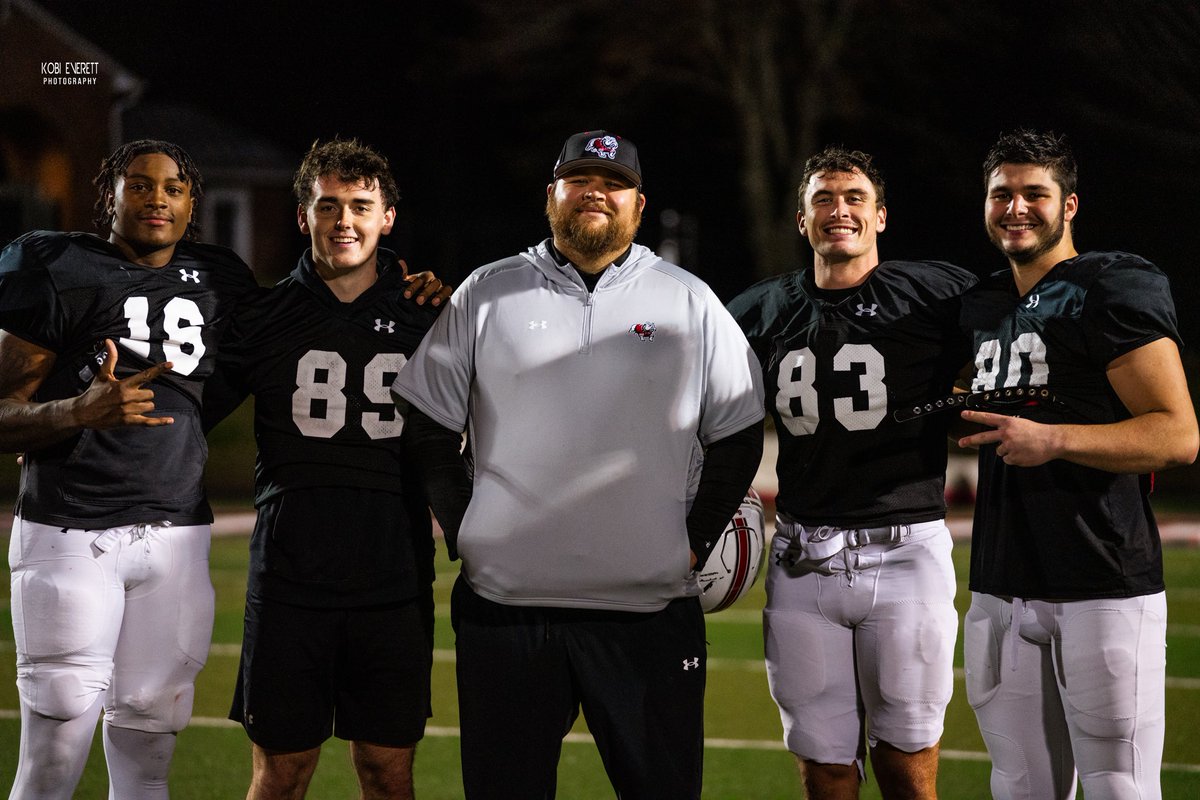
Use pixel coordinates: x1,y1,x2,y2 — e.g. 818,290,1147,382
107,153,194,267
984,163,1077,267
545,168,645,268
798,168,887,274
298,175,396,279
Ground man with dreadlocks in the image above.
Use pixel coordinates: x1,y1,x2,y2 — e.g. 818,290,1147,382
0,140,258,799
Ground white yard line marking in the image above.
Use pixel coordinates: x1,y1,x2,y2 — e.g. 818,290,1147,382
1,712,1198,771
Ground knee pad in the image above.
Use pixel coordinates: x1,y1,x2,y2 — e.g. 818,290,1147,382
17,662,109,720
109,681,196,733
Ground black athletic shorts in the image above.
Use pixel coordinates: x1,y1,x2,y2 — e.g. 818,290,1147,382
230,594,432,751
452,575,707,799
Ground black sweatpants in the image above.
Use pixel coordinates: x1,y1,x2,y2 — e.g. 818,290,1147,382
451,575,707,799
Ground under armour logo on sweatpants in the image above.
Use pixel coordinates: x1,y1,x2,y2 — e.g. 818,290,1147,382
682,657,700,670
374,319,395,333
179,269,200,283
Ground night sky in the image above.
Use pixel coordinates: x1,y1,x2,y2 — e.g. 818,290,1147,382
37,1,1200,320
11,0,1200,498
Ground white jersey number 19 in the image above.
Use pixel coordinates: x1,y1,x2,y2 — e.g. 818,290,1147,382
292,350,408,440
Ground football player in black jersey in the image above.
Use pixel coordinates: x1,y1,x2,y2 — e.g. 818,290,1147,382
728,147,975,799
202,139,448,800
0,141,258,799
957,130,1198,800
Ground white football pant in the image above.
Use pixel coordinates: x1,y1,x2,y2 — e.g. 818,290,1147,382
7,517,214,799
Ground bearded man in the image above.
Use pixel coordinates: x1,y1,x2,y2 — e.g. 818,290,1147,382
392,130,765,800
957,129,1198,800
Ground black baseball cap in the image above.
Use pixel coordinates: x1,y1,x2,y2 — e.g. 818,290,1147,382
552,130,642,188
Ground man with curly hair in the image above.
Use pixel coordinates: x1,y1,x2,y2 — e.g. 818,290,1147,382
0,139,258,798
203,138,448,800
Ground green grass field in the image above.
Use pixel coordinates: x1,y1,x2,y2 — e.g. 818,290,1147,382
3,529,1200,798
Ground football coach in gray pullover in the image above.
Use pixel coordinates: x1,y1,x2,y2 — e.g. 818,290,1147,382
393,130,764,799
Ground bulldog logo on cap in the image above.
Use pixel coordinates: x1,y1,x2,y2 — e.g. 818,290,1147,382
584,136,620,160
554,129,642,188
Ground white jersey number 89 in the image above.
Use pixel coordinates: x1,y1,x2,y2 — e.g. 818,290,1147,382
292,350,407,440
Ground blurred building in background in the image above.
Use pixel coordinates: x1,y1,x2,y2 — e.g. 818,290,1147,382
0,0,295,277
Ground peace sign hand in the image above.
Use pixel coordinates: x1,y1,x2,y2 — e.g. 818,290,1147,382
957,409,1062,467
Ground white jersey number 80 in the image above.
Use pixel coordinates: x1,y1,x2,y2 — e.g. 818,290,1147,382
971,332,1048,391
775,344,887,436
292,350,407,440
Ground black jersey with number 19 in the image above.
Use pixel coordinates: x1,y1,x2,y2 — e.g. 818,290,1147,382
207,249,440,606
729,260,976,527
962,251,1180,600
0,230,257,528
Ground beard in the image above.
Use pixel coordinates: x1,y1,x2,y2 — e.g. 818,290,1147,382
545,195,642,261
988,207,1067,266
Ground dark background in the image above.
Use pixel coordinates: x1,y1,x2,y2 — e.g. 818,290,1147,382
12,0,1200,496
37,0,1200,298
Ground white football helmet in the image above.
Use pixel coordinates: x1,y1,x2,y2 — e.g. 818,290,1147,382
698,488,766,613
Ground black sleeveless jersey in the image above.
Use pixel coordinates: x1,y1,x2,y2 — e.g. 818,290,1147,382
961,251,1180,599
0,231,257,528
206,249,440,605
729,260,975,527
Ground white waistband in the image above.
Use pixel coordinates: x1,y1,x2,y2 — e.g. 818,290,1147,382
775,518,944,562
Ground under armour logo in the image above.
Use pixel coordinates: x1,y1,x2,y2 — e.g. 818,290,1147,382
682,657,700,671
1026,294,1040,309
374,319,395,333
528,320,548,330
179,269,200,283
855,303,878,317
